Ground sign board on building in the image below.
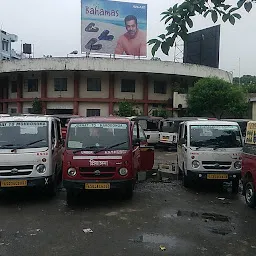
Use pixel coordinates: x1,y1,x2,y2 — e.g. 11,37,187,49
81,0,147,57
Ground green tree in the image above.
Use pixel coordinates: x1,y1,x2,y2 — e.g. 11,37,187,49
118,101,137,117
233,75,256,85
187,77,248,119
152,108,169,118
31,97,43,114
148,0,255,56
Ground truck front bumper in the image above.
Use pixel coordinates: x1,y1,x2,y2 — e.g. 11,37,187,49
187,170,241,181
63,179,134,191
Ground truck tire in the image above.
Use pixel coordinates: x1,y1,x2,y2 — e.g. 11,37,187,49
122,184,134,200
45,176,57,198
245,182,256,208
183,173,191,188
66,189,76,206
232,178,239,194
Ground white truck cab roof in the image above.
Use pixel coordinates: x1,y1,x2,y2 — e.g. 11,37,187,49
0,115,59,122
182,120,239,126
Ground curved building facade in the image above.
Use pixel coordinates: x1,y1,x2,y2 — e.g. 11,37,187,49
0,57,232,116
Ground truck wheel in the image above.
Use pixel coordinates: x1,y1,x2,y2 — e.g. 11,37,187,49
183,173,191,188
122,184,134,200
66,189,76,206
45,177,57,197
245,182,256,208
232,178,239,194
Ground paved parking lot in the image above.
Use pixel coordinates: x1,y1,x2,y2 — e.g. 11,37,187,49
0,150,255,256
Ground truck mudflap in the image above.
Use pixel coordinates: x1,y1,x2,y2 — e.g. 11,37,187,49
139,146,154,171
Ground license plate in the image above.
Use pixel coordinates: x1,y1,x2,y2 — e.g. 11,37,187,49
207,174,228,180
1,180,27,187
85,183,110,189
163,136,169,139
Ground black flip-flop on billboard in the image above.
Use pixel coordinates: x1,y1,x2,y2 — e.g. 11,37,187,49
85,38,102,51
98,30,114,41
85,23,99,32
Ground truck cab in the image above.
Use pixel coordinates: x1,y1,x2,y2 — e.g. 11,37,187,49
177,120,243,192
242,121,256,207
0,116,63,196
62,117,154,204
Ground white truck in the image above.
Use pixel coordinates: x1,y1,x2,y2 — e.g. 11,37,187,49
158,117,208,150
177,120,243,193
0,116,63,196
127,116,162,145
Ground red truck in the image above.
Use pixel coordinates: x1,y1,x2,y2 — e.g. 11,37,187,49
242,121,256,208
52,115,80,139
62,117,154,204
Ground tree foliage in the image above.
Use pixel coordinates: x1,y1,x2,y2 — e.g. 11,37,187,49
118,101,137,117
152,108,169,118
187,77,248,119
31,97,43,114
149,0,255,56
233,75,256,85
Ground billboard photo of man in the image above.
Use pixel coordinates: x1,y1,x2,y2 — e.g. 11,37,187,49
81,0,147,57
115,15,146,56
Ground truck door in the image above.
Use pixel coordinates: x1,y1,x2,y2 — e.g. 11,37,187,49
138,124,154,171
132,122,140,174
177,123,184,169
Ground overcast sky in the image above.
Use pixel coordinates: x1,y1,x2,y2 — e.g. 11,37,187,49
0,0,255,76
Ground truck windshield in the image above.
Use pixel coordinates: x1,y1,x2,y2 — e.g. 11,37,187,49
0,121,48,149
161,121,180,133
190,125,242,148
138,120,159,131
67,122,129,150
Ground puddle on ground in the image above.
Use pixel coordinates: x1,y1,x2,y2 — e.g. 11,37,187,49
201,213,230,222
209,227,233,235
171,210,230,222
130,233,192,252
130,234,177,247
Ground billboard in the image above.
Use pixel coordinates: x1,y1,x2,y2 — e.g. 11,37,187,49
183,25,220,68
81,0,147,57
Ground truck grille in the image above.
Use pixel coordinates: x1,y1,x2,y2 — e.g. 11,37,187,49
0,165,33,171
0,165,33,176
79,167,116,178
202,161,232,170
0,171,32,177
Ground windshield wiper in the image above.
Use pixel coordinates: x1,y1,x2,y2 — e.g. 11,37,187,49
0,143,18,149
18,139,45,149
93,141,127,154
73,146,98,154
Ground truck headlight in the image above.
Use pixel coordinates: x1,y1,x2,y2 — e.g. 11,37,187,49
36,164,46,174
67,168,77,177
192,160,200,169
119,168,128,176
234,161,242,170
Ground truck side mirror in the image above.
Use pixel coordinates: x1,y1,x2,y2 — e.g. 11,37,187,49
132,138,140,146
179,138,186,145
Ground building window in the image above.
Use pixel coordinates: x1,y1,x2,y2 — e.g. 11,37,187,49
26,79,38,92
54,78,67,91
87,78,101,91
154,81,167,94
2,41,9,51
87,109,100,117
10,108,17,114
11,81,17,93
121,79,135,92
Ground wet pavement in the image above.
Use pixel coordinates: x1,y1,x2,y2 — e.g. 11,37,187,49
0,151,256,256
